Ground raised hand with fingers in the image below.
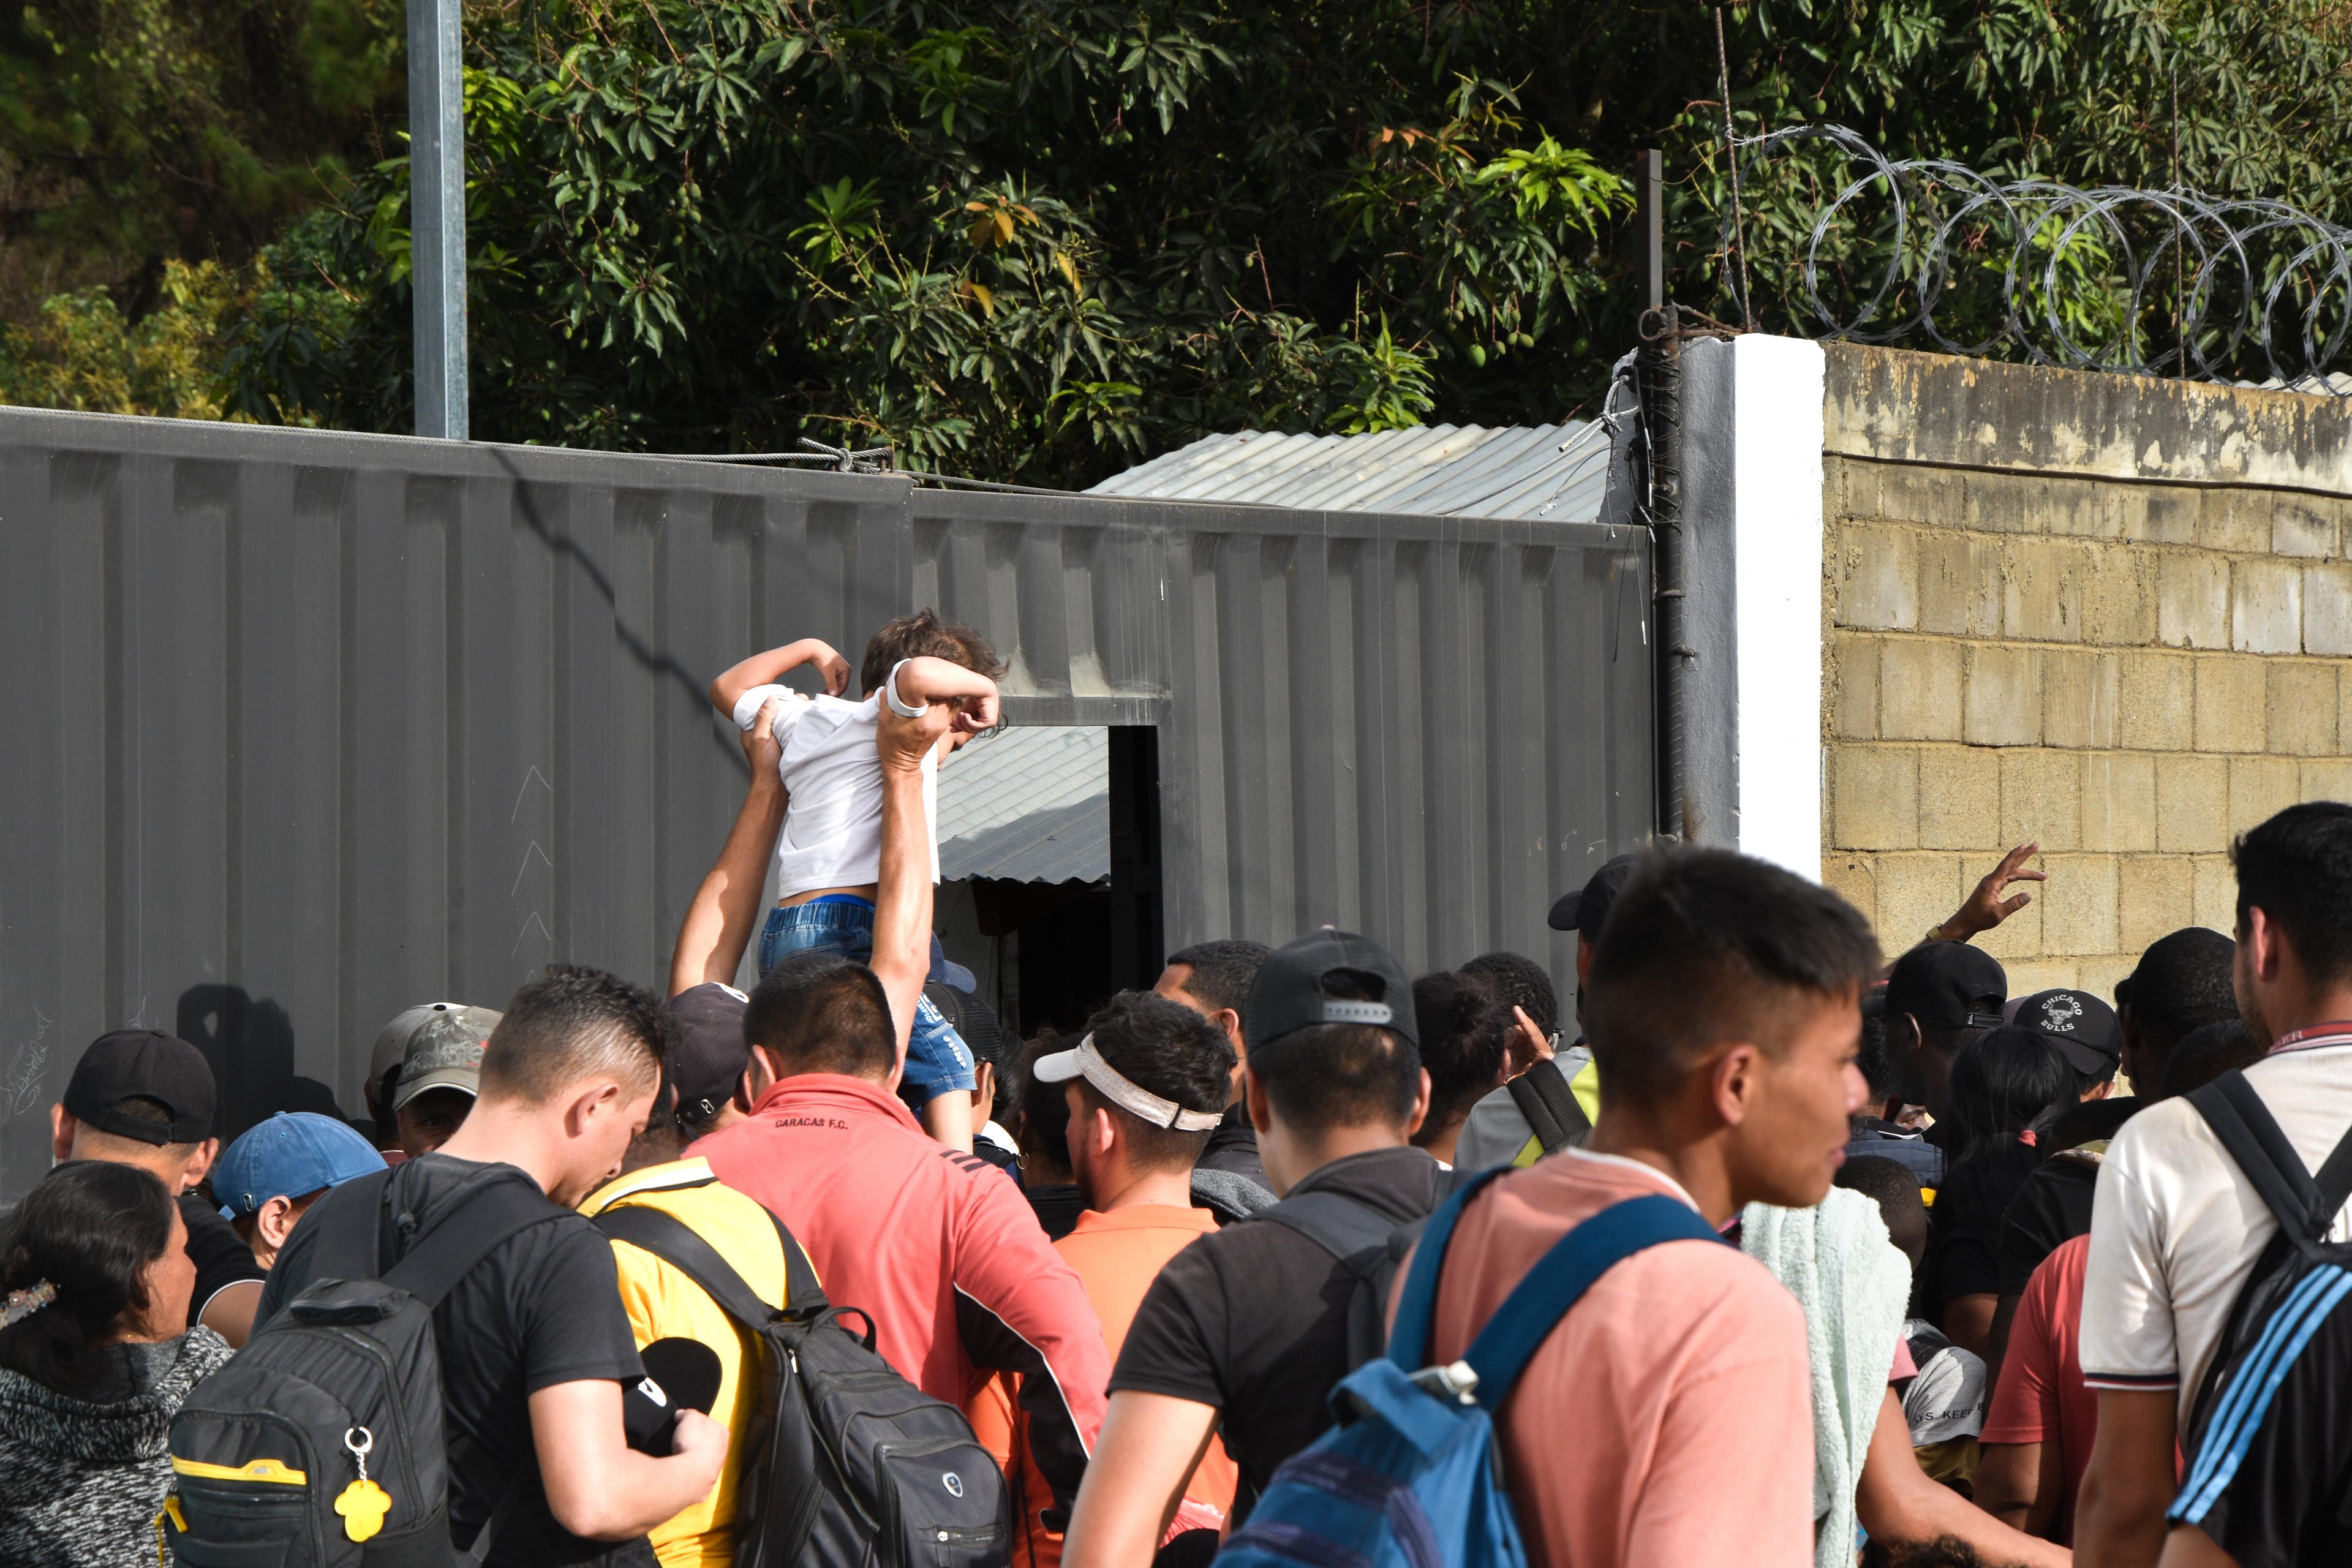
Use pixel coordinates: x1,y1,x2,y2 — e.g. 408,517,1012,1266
1933,842,2046,943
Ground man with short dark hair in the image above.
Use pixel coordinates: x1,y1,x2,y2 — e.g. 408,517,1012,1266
2113,929,2239,1097
262,965,722,1565
48,1028,266,1346
1063,929,1441,1564
986,992,1242,1562
1154,938,1276,1216
1856,940,2009,1187
690,695,1109,1527
2078,803,2352,1568
1417,846,1879,1568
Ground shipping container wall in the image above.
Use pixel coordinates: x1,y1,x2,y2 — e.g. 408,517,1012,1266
0,407,1649,1197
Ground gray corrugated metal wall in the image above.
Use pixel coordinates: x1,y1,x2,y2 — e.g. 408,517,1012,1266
0,406,1650,1197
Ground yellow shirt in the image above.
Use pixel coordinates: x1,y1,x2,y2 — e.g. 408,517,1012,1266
578,1158,812,1568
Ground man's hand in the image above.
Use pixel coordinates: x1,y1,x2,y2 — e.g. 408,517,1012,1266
878,689,956,771
742,697,783,774
1936,842,2046,943
669,1408,730,1472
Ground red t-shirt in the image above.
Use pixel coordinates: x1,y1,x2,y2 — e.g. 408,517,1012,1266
1981,1234,2096,1541
690,1074,1110,1507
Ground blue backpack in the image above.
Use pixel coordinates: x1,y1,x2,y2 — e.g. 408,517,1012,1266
1215,1167,1722,1568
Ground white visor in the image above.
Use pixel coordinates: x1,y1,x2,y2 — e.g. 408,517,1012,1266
1031,1034,1224,1132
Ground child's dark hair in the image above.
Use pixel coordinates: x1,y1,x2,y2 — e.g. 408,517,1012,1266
0,1161,178,1393
861,609,1006,697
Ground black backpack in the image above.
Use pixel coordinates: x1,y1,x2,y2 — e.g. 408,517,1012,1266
590,1204,1012,1568
2179,1071,2352,1492
165,1165,556,1568
1253,1191,1415,1372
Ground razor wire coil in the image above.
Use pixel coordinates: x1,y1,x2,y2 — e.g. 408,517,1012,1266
1734,125,2352,396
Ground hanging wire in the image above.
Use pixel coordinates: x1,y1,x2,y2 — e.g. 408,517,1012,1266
1731,124,2352,395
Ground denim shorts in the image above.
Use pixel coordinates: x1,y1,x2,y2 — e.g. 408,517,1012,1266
758,896,977,1101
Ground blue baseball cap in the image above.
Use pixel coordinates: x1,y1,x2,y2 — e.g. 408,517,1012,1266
929,934,977,993
214,1112,385,1219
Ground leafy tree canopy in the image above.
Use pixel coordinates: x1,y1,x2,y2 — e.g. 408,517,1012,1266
0,0,403,315
7,2,2352,486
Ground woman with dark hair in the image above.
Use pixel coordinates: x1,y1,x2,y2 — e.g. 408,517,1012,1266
1924,1025,2078,1359
1409,971,1513,1167
0,1160,233,1566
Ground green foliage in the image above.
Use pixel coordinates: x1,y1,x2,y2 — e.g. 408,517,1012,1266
13,0,2352,483
222,1,1633,481
0,259,257,418
0,0,404,316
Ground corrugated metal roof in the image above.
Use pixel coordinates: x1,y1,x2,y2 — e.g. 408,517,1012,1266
937,725,1109,884
1085,419,1613,521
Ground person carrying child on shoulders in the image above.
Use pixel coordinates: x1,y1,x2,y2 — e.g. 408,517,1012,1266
709,609,1004,1152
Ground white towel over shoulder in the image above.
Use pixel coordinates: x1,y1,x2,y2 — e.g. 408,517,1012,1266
1741,1187,1912,1568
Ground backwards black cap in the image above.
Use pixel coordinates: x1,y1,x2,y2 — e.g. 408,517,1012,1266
1246,929,1419,1055
663,984,750,1126
1884,942,2008,1031
61,1030,217,1145
1547,852,1640,939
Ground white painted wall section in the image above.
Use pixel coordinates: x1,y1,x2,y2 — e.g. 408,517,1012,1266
1731,335,1826,880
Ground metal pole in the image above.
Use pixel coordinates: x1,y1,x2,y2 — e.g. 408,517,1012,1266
409,0,467,440
1635,149,1664,314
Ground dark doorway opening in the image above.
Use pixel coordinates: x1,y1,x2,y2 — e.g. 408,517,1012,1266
934,724,1162,1040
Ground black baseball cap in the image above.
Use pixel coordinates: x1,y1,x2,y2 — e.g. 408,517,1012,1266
61,1030,217,1144
1245,929,1419,1055
926,983,1014,1071
1548,852,1640,939
1884,942,2007,1031
2015,988,2123,1078
663,984,750,1126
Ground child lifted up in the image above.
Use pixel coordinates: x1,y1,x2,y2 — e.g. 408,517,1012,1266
708,609,1005,1152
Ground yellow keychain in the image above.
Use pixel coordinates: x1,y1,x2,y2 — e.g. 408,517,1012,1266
336,1427,393,1544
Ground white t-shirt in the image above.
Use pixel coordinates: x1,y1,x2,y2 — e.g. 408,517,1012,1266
731,684,940,898
2079,1027,2352,1428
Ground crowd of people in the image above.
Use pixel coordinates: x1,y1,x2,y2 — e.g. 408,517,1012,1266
2,608,2349,1568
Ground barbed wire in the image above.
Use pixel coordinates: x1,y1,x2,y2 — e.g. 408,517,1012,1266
1732,124,2352,396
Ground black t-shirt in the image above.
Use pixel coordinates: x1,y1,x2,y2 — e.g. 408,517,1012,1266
1026,1182,1084,1242
177,1191,266,1326
257,1155,646,1567
1996,1156,2098,1297
1110,1145,1446,1511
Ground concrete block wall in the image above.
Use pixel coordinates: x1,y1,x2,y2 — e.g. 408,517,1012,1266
1821,345,2352,994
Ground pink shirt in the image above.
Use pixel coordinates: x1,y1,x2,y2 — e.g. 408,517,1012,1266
1415,1150,1815,1568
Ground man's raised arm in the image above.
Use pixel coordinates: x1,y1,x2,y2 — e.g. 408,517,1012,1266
669,697,786,995
872,699,952,1069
